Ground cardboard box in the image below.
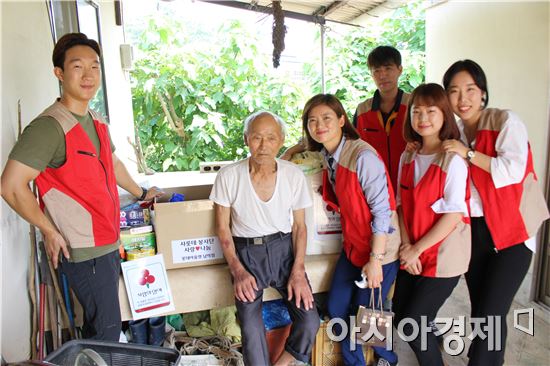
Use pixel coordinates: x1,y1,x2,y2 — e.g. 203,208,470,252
312,321,373,366
154,185,225,270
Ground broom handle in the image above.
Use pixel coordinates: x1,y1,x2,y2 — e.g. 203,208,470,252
29,224,39,359
47,259,75,339
38,283,45,360
47,284,58,350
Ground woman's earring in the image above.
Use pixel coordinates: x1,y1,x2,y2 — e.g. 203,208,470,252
481,94,487,109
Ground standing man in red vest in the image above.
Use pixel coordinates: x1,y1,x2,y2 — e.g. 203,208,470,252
352,45,409,190
282,45,409,190
1,33,162,341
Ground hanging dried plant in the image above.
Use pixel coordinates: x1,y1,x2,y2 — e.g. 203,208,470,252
272,0,286,68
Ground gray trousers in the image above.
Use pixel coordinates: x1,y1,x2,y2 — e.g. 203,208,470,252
233,232,320,365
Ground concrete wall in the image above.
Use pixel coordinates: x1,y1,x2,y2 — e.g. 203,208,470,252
1,1,58,361
0,1,134,361
426,0,550,304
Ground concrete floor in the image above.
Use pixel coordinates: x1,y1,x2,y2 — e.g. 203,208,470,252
392,277,550,366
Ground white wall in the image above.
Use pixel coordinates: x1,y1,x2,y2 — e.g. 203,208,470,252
426,0,550,303
1,1,58,361
0,1,134,362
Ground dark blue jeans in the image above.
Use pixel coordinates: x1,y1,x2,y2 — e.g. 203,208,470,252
328,251,399,366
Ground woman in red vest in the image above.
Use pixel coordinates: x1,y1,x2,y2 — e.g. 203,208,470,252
442,60,549,365
303,94,400,366
392,83,471,366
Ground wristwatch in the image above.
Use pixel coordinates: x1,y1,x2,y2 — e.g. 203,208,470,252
370,252,386,261
466,149,476,162
138,187,148,201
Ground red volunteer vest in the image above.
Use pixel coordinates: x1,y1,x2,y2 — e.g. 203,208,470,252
35,101,120,248
322,138,399,267
470,108,549,250
400,151,471,277
355,90,410,190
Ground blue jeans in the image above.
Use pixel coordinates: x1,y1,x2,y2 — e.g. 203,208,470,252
328,251,399,366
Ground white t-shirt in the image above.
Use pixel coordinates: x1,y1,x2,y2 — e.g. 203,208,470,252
396,152,469,217
209,158,312,237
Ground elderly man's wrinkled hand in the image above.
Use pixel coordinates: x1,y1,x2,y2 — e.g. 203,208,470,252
287,269,314,311
233,266,259,303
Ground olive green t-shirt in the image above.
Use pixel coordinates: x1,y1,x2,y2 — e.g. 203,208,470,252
9,111,119,262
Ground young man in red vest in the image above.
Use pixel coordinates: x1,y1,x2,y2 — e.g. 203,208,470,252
1,33,162,341
352,45,409,190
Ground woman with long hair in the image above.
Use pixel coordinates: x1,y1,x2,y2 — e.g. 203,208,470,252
303,94,400,366
442,60,549,365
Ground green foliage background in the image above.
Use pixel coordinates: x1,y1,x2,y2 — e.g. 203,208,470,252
128,1,425,172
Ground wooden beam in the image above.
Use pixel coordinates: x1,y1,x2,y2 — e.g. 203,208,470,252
199,0,326,24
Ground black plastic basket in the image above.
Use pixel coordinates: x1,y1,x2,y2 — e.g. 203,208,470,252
45,340,179,366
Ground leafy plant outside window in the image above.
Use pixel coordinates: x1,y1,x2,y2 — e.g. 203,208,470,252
128,1,425,172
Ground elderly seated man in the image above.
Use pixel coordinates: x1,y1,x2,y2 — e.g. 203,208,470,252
210,111,320,365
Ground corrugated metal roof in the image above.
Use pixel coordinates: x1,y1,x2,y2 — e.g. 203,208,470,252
254,0,389,23
201,1,407,25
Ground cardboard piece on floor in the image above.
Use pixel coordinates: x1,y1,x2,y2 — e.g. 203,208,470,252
177,354,223,366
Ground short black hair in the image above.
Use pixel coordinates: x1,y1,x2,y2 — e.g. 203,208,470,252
52,32,101,70
442,59,489,107
367,46,402,68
